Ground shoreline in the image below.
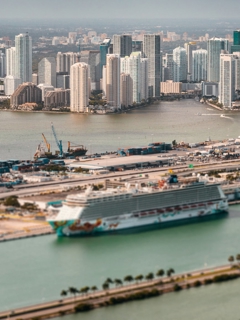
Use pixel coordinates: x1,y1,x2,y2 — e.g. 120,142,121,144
1,264,239,320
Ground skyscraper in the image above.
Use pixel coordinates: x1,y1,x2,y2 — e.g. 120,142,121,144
207,37,229,82
80,50,101,90
56,52,80,74
192,49,208,82
70,62,89,112
113,35,132,58
6,47,16,76
219,54,236,108
121,52,148,103
173,47,187,82
143,34,161,97
100,38,111,77
15,33,32,83
106,54,120,109
120,73,133,108
231,30,240,54
184,42,197,77
38,57,56,87
0,51,6,77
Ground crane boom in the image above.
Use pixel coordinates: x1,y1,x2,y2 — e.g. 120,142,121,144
51,122,63,156
42,133,50,152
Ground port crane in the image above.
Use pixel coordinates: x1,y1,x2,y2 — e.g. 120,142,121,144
42,133,51,152
51,122,63,157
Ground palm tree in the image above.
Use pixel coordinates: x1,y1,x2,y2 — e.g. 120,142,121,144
91,286,98,293
135,274,144,283
236,254,240,267
68,287,78,300
102,282,109,291
145,272,154,281
124,275,134,285
114,279,123,287
60,290,68,298
156,269,165,278
167,268,175,278
228,255,235,266
105,278,113,285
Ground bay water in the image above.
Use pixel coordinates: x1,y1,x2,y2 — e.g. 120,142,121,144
0,100,239,160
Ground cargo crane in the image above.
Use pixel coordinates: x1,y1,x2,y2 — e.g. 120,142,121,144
42,133,51,152
51,122,63,157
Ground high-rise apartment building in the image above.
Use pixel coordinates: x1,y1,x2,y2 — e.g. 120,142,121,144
56,52,80,74
70,62,89,112
219,54,236,108
192,49,208,82
4,76,21,95
142,34,161,97
184,42,197,76
15,33,32,83
173,47,187,82
140,58,149,100
6,47,16,76
0,51,6,77
207,37,229,82
121,52,148,103
120,73,133,108
113,35,132,58
80,50,101,90
106,54,120,109
38,57,56,87
100,38,111,77
10,82,42,107
231,30,240,53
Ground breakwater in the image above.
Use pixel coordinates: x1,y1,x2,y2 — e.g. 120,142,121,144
1,264,239,320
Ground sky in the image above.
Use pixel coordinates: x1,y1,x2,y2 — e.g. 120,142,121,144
1,0,240,20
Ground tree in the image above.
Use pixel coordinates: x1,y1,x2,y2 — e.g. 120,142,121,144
91,286,97,293
135,275,143,283
228,255,235,265
60,290,68,298
80,286,89,295
236,254,240,266
156,269,165,277
4,196,20,207
114,279,123,287
102,282,109,291
167,268,175,278
68,287,78,299
124,275,134,285
145,272,154,281
105,277,113,285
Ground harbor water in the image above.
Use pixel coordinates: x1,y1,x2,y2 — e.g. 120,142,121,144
53,278,240,320
1,205,240,312
1,100,240,318
1,100,240,160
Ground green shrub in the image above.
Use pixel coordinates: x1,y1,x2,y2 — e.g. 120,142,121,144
193,280,202,287
74,303,93,312
173,284,182,291
4,196,20,207
204,278,213,285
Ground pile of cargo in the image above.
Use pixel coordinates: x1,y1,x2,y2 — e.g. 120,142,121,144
117,142,172,157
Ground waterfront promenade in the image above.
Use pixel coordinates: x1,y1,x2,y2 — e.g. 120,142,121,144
1,264,238,320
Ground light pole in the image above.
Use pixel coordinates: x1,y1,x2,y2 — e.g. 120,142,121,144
141,151,143,170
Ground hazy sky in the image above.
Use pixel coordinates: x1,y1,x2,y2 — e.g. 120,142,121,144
2,0,240,20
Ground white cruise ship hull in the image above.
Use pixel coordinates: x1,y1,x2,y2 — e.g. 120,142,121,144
48,200,228,237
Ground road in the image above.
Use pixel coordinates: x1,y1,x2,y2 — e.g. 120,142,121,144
1,158,240,200
1,264,238,320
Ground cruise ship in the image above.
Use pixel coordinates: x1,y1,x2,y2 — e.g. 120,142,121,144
48,177,228,237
